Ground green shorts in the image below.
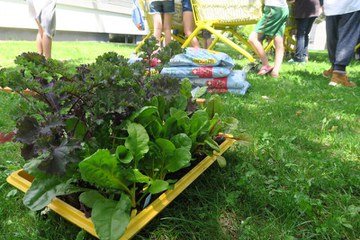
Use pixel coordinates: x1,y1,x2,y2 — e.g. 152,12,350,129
255,6,289,37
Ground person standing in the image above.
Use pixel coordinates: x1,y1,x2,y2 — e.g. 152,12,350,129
249,0,289,78
322,0,360,87
288,0,322,64
149,0,175,47
27,0,56,59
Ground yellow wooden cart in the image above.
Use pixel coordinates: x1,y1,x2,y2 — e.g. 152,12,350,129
182,0,263,62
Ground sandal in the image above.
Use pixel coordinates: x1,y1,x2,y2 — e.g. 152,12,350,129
257,66,274,76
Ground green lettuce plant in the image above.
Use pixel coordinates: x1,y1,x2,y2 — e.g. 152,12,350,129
1,38,239,240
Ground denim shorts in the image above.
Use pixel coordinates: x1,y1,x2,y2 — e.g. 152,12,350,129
182,0,192,12
149,1,175,14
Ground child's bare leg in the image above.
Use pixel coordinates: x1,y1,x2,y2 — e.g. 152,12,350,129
35,20,44,55
272,35,285,77
152,13,163,45
163,13,172,45
249,32,272,73
42,34,52,59
183,11,200,48
249,32,270,67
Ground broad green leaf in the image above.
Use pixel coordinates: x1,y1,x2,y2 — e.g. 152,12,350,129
189,110,210,140
162,115,179,138
171,95,188,111
169,107,186,118
23,176,76,211
125,123,149,164
180,78,192,99
208,113,222,135
149,179,169,194
170,133,192,151
149,96,166,120
131,106,158,120
141,142,164,171
204,137,220,152
130,106,158,126
169,108,190,131
79,149,130,191
206,95,224,118
116,145,133,164
126,169,151,183
216,155,227,168
156,138,175,155
193,86,207,99
164,148,191,172
146,119,162,139
79,190,105,208
91,194,131,240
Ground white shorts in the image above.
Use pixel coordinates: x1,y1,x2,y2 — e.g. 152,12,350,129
28,0,56,38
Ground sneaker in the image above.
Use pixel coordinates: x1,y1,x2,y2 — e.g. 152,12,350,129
329,72,357,87
288,59,305,65
323,67,333,78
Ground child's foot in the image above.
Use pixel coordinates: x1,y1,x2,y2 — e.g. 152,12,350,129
270,69,279,78
257,65,274,76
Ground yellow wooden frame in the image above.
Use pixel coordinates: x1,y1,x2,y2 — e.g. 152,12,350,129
7,136,236,239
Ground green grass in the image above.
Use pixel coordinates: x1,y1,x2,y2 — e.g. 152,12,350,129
0,41,136,68
0,41,359,239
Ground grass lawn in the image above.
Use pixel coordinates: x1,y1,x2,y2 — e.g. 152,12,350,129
0,41,359,240
0,41,136,68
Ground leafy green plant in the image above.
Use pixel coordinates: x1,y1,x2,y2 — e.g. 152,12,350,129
1,38,238,239
75,90,237,239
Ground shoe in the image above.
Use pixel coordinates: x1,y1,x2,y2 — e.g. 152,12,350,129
257,66,274,76
288,59,305,65
329,72,357,87
323,67,333,78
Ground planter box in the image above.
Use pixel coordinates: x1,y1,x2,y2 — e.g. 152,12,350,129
7,136,235,239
